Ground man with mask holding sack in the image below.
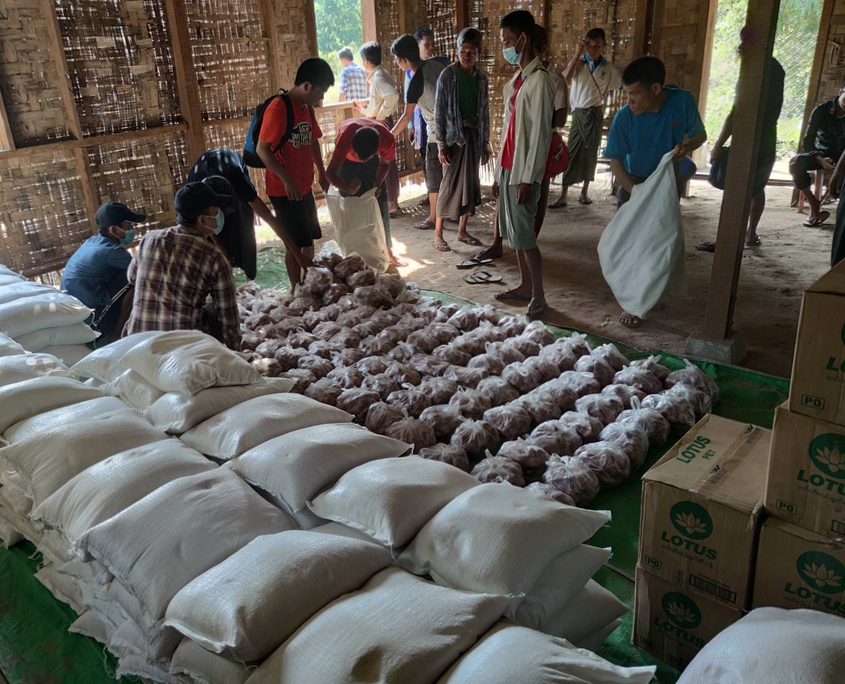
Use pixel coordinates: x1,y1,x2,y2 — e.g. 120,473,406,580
124,178,242,350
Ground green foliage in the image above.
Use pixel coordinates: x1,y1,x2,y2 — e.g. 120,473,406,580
314,0,363,101
704,0,823,157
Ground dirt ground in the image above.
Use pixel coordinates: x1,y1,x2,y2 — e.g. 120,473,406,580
312,169,836,379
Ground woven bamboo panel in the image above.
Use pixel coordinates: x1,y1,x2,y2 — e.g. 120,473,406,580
270,0,312,88
185,0,272,120
652,0,710,100
547,0,637,70
204,119,269,201
55,0,181,137
86,130,190,235
0,150,91,275
816,0,845,105
0,0,70,145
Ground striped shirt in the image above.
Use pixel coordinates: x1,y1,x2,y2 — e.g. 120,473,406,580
434,63,490,150
339,63,368,101
125,224,241,349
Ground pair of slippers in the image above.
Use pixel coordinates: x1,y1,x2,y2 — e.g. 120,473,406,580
804,211,830,227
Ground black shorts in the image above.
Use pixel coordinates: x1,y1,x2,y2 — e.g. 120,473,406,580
269,192,321,248
425,141,444,194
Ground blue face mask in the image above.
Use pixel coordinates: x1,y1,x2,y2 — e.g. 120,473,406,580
212,209,224,235
503,34,524,65
120,228,135,246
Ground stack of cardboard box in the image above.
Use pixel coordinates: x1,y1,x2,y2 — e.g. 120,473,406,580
632,414,771,669
757,264,845,617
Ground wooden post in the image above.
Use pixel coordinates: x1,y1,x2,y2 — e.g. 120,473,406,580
0,87,15,151
40,0,100,229
361,0,378,43
398,0,407,36
701,0,780,340
303,0,319,56
163,0,207,164
260,0,282,91
800,0,835,144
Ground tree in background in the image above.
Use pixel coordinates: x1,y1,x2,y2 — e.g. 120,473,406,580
314,0,364,102
705,0,823,160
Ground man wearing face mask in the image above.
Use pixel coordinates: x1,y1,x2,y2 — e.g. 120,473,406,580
124,178,242,350
61,202,145,343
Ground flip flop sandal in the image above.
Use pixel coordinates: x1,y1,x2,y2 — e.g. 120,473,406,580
745,237,762,248
433,237,451,252
389,211,403,219
494,289,530,302
458,235,483,247
528,300,547,318
475,249,502,260
804,211,830,227
620,313,642,329
464,271,503,284
549,200,568,209
695,242,716,253
415,219,436,230
457,257,493,269
579,197,593,205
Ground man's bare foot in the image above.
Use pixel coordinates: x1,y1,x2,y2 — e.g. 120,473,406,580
495,288,531,302
476,246,503,260
620,312,642,329
388,251,407,267
527,298,547,318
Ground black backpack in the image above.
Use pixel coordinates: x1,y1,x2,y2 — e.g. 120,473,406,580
243,90,294,168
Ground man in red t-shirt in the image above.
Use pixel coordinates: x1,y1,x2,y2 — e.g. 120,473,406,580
257,58,333,286
326,118,403,267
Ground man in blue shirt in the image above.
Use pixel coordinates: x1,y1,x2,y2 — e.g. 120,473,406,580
605,56,706,207
61,202,145,341
338,48,368,102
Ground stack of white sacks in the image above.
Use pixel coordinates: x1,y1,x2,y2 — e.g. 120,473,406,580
0,327,656,683
0,264,98,364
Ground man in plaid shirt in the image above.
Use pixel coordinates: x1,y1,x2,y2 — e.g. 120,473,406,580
124,178,242,350
338,47,368,102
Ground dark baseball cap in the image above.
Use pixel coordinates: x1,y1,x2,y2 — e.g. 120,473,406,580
174,178,235,223
95,202,147,231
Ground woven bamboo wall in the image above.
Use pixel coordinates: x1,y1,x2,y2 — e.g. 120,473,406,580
813,0,845,106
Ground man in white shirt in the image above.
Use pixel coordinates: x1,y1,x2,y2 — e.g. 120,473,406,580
493,10,555,319
550,28,621,208
359,41,403,218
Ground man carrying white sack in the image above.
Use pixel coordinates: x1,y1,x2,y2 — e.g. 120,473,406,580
124,178,242,350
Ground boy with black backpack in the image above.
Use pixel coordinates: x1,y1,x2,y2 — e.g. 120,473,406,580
255,58,334,286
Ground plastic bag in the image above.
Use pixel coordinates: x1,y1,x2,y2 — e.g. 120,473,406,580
386,342,416,363
378,274,405,299
304,378,344,406
354,285,393,309
612,367,663,396
328,328,362,350
497,315,528,337
322,283,349,305
512,391,562,425
575,442,632,488
597,150,688,318
386,417,436,450
467,354,506,376
297,354,333,379
471,454,525,486
591,343,629,372
364,401,405,435
255,338,286,357
419,405,464,439
451,420,501,457
629,354,671,382
417,443,470,471
327,188,389,273
404,329,439,354
432,344,472,367
355,356,388,376
641,393,697,432
559,371,602,398
528,420,583,457
473,305,499,325
535,379,578,412
333,348,365,366
665,383,712,418
443,365,487,389
599,422,649,472
503,336,542,359
384,362,421,387
386,388,431,417
601,383,645,409
543,454,601,505
486,340,525,365
575,393,624,426
327,365,365,389
501,362,544,394
336,388,381,422
447,308,479,332
561,332,591,359
288,330,319,348
617,397,670,447
314,242,343,269
483,405,533,441
449,388,493,420
538,342,579,373
452,332,487,357
522,320,555,346
418,377,458,406
302,267,335,297
346,268,377,290
522,355,562,383
525,481,576,506
665,360,719,404
359,337,394,356
274,347,307,372
287,296,321,316
307,340,334,359
560,411,604,443
280,368,316,393
252,357,282,377
476,377,520,406
573,355,615,387
498,438,550,471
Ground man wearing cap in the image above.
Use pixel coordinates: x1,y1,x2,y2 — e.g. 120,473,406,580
61,201,146,342
124,178,242,350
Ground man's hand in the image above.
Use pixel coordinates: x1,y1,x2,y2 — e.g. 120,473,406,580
821,156,836,172
577,39,587,56
347,178,362,195
481,144,492,166
438,147,451,166
283,176,302,201
710,142,724,164
295,248,314,271
672,143,687,162
318,172,330,194
516,183,532,205
492,181,499,199
829,164,845,200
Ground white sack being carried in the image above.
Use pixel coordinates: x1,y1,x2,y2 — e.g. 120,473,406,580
69,331,162,384
225,423,409,520
32,440,215,545
15,322,98,352
308,456,480,549
325,187,390,273
0,376,104,434
179,394,353,461
677,607,845,684
597,150,687,319
0,291,92,338
437,623,656,684
398,483,611,596
77,469,296,644
170,638,254,684
3,396,131,444
0,353,68,388
164,530,392,662
245,567,507,684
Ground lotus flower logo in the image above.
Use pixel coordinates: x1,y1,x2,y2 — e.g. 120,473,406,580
797,551,845,594
661,592,702,629
809,435,845,480
670,501,713,540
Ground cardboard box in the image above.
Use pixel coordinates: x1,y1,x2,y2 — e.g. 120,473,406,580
753,517,845,618
639,414,769,609
633,567,742,670
788,260,845,424
765,404,845,538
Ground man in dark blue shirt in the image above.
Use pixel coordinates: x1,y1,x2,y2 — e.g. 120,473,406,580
61,202,145,341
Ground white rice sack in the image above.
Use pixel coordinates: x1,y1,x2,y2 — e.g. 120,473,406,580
309,457,480,549
77,469,296,633
165,531,392,662
0,332,25,357
399,483,611,596
0,376,104,434
511,545,612,626
38,344,92,367
0,518,22,548
246,567,507,684
0,481,32,515
3,396,131,444
0,412,168,509
437,623,655,684
170,638,254,684
576,619,622,652
69,611,111,646
32,440,215,545
145,378,295,434
0,353,68,388
179,394,353,461
0,291,92,338
14,322,98,352
0,281,55,305
541,580,629,643
119,330,262,395
106,369,165,410
0,505,39,545
677,607,845,684
116,653,184,684
69,331,161,383
225,423,409,520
